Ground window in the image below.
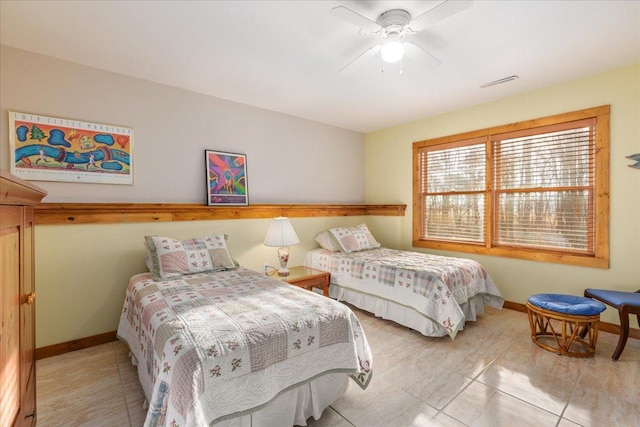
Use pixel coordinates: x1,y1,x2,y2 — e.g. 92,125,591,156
413,106,609,268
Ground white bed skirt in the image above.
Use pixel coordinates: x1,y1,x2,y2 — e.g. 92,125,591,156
218,372,349,427
330,283,494,337
133,349,349,427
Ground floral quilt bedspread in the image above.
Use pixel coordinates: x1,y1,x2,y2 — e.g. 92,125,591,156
305,248,504,338
117,267,372,427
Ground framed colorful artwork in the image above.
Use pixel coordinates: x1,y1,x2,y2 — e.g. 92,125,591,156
205,150,248,206
9,110,133,184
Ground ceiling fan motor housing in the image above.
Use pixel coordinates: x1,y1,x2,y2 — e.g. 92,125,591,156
377,9,411,40
376,9,411,27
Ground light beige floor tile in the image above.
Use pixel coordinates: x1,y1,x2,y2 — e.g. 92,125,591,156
453,325,517,358
114,339,133,363
557,418,584,427
443,381,559,427
476,357,573,415
589,330,640,363
500,337,589,383
419,338,498,380
563,383,640,427
462,306,527,338
37,343,130,426
379,347,473,409
412,412,467,427
330,376,441,426
364,323,427,374
577,355,640,404
118,360,147,426
305,407,352,427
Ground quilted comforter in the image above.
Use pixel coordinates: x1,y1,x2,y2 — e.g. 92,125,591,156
305,248,504,339
117,267,372,427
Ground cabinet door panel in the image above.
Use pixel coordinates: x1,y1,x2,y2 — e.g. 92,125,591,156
1,207,22,427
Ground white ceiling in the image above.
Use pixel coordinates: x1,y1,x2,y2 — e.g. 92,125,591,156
1,1,639,133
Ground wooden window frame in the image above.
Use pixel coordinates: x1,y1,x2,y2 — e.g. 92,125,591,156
412,105,610,269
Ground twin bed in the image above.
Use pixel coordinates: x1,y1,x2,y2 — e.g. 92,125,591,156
306,224,504,339
117,226,503,426
118,234,371,427
305,247,504,339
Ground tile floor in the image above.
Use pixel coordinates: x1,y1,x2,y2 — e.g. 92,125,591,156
36,306,640,427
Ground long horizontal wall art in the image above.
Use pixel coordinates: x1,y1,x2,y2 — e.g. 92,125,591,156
9,110,133,185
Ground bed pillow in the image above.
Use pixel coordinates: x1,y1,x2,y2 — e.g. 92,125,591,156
315,231,342,252
328,224,381,254
144,233,237,280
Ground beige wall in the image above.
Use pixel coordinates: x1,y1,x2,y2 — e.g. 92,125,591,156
0,45,365,203
365,63,640,325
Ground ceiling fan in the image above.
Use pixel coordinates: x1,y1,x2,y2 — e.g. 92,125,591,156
331,0,472,74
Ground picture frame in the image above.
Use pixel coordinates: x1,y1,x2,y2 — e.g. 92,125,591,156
205,150,248,206
9,110,133,185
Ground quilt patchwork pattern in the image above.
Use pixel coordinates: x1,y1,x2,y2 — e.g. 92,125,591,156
117,268,372,427
306,247,504,338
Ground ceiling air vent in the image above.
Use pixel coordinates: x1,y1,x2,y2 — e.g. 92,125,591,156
480,75,519,88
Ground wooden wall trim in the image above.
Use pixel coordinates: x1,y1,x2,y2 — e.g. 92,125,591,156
36,302,638,359
34,203,407,225
35,331,117,360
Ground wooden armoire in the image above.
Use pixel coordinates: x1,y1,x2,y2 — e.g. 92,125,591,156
1,170,47,427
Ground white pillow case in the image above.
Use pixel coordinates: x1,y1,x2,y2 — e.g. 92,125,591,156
328,224,381,254
315,231,342,252
144,233,237,280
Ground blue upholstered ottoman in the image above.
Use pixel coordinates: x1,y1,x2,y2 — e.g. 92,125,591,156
527,293,606,357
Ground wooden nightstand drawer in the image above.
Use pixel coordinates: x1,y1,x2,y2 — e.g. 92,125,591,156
291,275,327,288
279,266,330,297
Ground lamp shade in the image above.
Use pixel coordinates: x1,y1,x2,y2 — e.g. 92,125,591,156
264,217,300,247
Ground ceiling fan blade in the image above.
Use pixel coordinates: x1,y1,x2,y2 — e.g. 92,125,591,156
339,44,381,75
408,0,473,32
330,6,380,33
403,42,441,70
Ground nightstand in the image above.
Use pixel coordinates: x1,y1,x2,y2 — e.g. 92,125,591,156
279,266,330,297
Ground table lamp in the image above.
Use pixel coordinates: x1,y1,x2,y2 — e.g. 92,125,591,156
264,217,300,277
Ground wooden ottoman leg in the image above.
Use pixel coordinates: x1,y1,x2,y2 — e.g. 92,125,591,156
578,323,589,339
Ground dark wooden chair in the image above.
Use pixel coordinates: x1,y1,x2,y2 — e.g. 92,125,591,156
584,288,640,361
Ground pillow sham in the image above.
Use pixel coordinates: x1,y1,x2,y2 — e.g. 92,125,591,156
314,231,342,252
328,224,381,254
144,233,237,280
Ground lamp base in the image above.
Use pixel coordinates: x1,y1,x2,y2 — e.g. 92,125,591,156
276,246,291,277
277,269,290,277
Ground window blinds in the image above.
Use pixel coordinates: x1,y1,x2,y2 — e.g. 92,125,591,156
420,141,486,243
493,120,596,253
418,119,596,253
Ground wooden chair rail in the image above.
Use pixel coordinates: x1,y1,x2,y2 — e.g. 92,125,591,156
34,203,406,225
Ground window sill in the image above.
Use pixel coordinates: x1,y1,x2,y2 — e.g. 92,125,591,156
412,239,609,269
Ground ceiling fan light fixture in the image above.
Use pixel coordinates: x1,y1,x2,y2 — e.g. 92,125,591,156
331,4,468,73
380,33,405,63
